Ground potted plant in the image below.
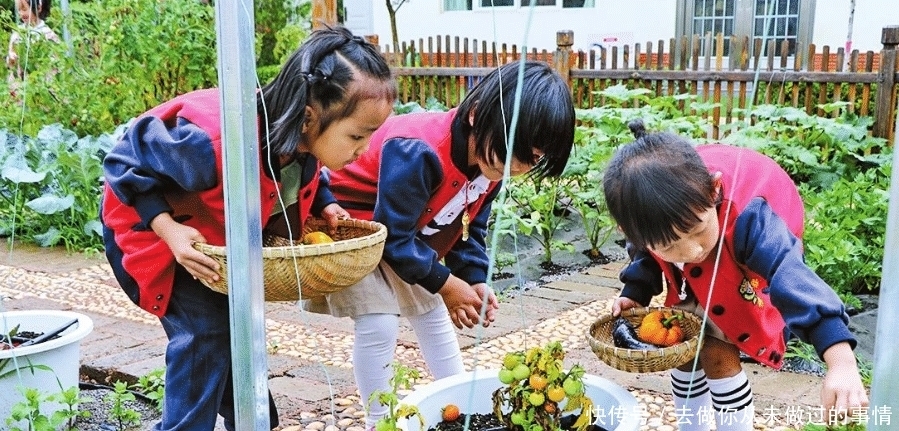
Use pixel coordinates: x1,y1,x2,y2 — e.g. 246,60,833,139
397,341,641,431
0,310,94,425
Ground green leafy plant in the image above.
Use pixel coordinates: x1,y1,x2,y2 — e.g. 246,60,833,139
493,341,594,431
0,124,114,252
801,165,889,296
6,387,55,431
48,386,91,429
560,123,618,259
104,380,141,429
505,176,573,264
370,363,424,431
4,383,86,431
784,338,824,368
131,368,165,413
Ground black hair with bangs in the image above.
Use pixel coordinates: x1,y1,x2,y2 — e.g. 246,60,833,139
456,60,574,179
602,120,716,250
258,26,396,157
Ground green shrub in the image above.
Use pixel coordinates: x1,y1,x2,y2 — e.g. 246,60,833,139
0,0,309,138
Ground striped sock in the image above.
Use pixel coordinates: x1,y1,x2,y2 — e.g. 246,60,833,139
708,370,755,431
670,368,712,431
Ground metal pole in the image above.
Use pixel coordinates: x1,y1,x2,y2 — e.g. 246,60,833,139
844,0,855,56
869,90,899,430
214,1,270,429
58,0,72,56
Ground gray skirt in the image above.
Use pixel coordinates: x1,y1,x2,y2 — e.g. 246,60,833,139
302,261,443,318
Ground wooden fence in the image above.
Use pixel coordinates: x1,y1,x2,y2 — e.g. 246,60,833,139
374,26,899,144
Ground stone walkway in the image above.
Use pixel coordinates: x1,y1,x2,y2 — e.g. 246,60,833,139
0,242,827,430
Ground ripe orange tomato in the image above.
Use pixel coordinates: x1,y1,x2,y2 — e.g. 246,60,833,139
547,386,566,403
442,404,460,422
528,374,548,391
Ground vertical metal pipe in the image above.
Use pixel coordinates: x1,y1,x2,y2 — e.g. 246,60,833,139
58,0,72,55
869,93,899,430
214,1,270,429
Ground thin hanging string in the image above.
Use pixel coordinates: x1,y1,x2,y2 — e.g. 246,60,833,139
5,14,40,262
481,0,539,337
682,0,777,407
461,3,538,431
1,4,45,387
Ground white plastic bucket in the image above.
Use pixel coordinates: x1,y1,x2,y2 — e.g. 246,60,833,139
397,369,641,431
0,310,94,425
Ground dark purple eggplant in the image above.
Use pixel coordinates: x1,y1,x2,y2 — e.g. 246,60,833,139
612,317,658,350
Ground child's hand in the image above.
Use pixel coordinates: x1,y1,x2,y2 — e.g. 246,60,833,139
439,276,494,329
821,342,869,422
6,51,17,68
470,282,499,326
611,296,641,317
319,202,350,236
150,212,220,284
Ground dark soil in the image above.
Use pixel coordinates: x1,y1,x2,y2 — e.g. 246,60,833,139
492,272,515,281
538,261,571,277
428,413,610,431
429,413,505,431
0,330,59,349
580,249,615,265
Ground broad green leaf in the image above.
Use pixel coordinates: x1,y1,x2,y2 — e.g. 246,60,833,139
26,194,75,215
2,165,46,183
34,227,62,247
83,220,104,237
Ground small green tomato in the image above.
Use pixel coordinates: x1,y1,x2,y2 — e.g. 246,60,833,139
562,378,583,396
512,363,531,381
498,368,515,384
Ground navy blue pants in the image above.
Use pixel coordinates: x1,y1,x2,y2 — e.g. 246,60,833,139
156,267,279,430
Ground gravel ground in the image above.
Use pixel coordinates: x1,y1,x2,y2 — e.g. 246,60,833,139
71,383,161,431
1,248,848,431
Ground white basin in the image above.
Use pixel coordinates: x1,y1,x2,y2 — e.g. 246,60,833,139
397,369,641,431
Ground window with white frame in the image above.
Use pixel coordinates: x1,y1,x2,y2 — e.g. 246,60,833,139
677,0,813,57
444,0,473,11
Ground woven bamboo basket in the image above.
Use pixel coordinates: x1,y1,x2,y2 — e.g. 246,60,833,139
192,218,387,302
588,306,704,373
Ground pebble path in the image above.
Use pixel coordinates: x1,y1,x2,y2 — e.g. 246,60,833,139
1,258,812,431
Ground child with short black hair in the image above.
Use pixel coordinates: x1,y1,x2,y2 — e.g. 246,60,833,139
101,26,397,430
604,120,868,430
305,60,576,428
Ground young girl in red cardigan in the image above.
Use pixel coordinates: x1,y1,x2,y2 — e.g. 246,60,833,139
604,120,868,430
306,60,576,428
101,27,396,430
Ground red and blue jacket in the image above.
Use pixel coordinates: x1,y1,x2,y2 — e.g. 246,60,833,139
101,89,332,317
325,109,500,293
620,144,854,368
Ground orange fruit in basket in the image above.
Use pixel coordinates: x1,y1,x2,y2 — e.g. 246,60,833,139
302,231,334,245
637,310,685,347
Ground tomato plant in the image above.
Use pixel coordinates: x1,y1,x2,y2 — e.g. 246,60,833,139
492,341,594,431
